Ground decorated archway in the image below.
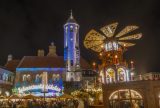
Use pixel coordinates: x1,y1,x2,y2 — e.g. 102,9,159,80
109,89,144,108
106,68,116,83
117,68,126,82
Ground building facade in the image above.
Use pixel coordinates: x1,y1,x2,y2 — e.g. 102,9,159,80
5,41,91,96
0,67,14,96
13,43,64,96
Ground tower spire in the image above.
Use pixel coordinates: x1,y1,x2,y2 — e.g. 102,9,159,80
65,10,77,23
70,10,73,19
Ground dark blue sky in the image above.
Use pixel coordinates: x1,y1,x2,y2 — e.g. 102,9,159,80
0,0,159,73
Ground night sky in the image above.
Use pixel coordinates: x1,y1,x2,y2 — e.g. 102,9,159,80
0,0,159,73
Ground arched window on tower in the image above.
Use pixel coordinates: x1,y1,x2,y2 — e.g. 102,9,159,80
70,25,73,32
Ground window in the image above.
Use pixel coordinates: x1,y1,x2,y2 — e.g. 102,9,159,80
53,74,60,81
53,74,56,81
57,74,60,80
27,75,31,81
35,74,41,83
109,89,144,108
23,75,27,81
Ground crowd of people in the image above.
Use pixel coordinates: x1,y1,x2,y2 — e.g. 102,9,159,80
0,99,83,108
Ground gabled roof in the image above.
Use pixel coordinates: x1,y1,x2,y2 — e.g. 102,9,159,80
0,66,15,74
17,56,90,69
5,60,20,72
17,56,64,68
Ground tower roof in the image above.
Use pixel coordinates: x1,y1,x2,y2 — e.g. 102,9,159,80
66,10,77,23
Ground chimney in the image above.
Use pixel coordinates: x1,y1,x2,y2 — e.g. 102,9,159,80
38,49,45,56
7,54,13,61
47,42,57,56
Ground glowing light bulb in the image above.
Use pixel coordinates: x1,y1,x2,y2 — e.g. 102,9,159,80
115,55,118,58
131,61,134,64
93,62,96,66
101,45,104,48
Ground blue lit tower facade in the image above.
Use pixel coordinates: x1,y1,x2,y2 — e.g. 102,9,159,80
64,12,81,82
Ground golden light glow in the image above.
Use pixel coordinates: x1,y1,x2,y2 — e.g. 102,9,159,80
101,45,104,48
100,22,118,38
115,26,139,38
84,22,142,53
119,33,142,40
115,55,118,58
92,62,96,66
131,61,134,64
118,42,135,47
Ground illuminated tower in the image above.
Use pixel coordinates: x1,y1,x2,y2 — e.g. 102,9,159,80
64,11,81,82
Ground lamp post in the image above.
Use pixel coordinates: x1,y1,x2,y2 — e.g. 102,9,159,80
41,72,48,101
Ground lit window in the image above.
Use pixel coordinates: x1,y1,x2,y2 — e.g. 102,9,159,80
23,75,27,81
109,89,143,108
65,26,68,30
70,25,73,28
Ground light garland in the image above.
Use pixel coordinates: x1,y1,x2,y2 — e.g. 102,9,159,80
17,84,61,94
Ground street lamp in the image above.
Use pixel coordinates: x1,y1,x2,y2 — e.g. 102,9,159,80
41,72,48,101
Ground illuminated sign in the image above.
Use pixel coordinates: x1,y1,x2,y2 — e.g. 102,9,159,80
17,84,61,94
